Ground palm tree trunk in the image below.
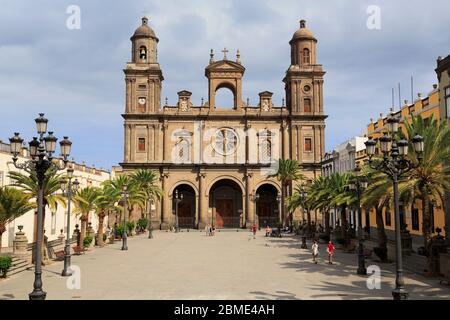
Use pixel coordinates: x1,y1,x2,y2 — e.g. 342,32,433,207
80,215,87,247
281,180,286,226
421,192,433,274
341,205,349,245
97,213,105,247
375,206,388,261
0,230,4,253
324,209,330,238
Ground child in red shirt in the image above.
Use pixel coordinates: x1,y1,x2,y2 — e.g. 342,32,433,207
327,241,335,265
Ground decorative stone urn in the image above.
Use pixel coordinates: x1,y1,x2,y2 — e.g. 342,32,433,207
13,225,29,258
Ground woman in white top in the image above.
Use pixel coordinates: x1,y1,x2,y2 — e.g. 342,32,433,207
312,241,319,264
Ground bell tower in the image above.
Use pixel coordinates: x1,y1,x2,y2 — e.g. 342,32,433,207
123,17,164,165
284,20,326,175
124,17,163,115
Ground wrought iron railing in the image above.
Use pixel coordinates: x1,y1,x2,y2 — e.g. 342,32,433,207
214,217,241,228
258,216,280,227
178,217,196,228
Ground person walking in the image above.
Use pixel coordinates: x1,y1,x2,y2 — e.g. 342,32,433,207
327,241,335,265
205,224,209,236
312,240,319,264
252,223,257,239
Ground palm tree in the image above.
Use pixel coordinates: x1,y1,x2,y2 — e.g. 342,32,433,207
8,168,66,262
327,172,352,245
304,176,333,237
130,169,162,237
93,186,119,247
402,115,450,273
269,159,305,226
361,164,391,261
0,187,35,252
102,175,146,234
72,187,101,247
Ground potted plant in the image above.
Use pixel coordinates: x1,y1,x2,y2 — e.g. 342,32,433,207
0,256,13,278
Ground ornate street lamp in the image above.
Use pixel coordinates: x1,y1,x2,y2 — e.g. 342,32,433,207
347,165,368,276
276,193,282,226
121,185,128,251
60,167,80,277
174,190,183,233
365,112,424,300
9,114,72,300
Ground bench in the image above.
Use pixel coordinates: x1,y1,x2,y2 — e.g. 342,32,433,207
54,250,65,261
72,246,85,255
439,272,450,286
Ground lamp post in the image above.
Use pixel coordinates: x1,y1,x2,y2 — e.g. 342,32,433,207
348,165,368,276
121,185,128,251
174,190,183,233
60,168,80,277
8,113,72,300
276,194,281,226
251,192,260,238
299,186,308,249
365,112,424,300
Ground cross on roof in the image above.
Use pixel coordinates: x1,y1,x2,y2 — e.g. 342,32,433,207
222,48,229,60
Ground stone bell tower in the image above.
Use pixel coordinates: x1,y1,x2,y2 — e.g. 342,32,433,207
123,17,164,164
284,20,326,177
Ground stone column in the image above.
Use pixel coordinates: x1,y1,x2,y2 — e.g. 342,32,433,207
245,172,253,228
160,171,170,230
198,171,207,229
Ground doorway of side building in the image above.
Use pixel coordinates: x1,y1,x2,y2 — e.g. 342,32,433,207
209,179,243,228
172,184,196,229
256,184,279,227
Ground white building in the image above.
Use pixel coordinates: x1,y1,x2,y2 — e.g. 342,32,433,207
321,136,368,229
0,140,111,250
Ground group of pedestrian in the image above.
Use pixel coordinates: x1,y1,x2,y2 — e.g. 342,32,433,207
205,224,216,236
311,240,335,265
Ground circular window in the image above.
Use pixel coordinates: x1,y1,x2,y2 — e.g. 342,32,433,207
303,85,311,93
213,128,238,156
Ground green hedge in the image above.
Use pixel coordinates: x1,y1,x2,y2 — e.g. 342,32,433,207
83,235,93,248
137,218,148,230
0,256,12,278
126,221,135,234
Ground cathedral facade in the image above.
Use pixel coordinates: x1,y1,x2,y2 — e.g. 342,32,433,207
119,17,327,230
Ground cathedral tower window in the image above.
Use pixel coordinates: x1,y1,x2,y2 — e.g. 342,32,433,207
138,138,146,152
139,46,147,61
304,98,312,113
304,138,312,152
302,48,310,64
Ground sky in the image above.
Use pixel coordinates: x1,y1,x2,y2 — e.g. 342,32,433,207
0,0,449,170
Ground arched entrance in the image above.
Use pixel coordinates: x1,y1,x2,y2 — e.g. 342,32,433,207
172,184,196,229
256,184,279,227
209,179,243,228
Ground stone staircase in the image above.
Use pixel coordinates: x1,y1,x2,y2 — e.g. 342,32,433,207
8,256,32,277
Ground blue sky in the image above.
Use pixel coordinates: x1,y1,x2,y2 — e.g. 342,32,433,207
0,0,449,170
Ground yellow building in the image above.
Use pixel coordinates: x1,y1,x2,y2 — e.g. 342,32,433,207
364,84,445,240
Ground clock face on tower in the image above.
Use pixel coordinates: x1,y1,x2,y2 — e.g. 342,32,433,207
213,128,238,156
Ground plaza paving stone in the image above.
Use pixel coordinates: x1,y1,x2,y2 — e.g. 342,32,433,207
0,231,449,300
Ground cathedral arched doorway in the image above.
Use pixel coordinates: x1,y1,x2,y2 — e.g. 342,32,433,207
256,184,280,227
172,184,196,229
209,179,243,228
